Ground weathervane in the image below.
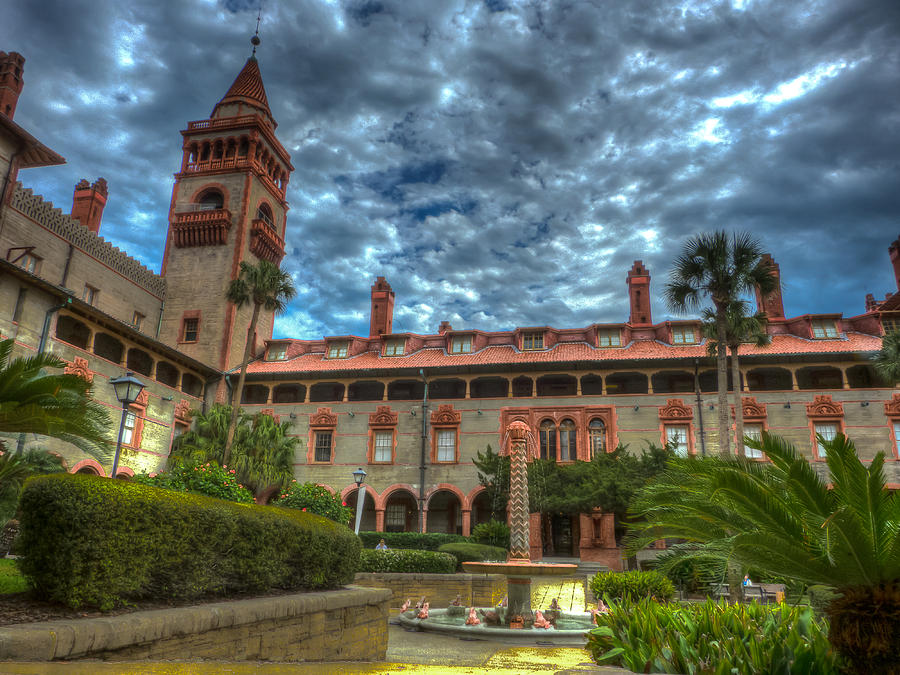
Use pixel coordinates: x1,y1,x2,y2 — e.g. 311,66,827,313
251,0,262,55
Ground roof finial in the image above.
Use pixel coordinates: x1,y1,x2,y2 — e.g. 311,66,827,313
250,1,262,56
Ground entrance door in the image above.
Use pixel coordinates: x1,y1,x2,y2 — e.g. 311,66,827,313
551,514,573,557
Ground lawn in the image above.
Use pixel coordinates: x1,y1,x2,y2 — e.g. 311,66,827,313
0,559,28,594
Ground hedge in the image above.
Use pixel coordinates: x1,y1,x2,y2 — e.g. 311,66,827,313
437,542,508,569
358,549,457,574
358,531,467,550
589,570,675,602
17,473,360,609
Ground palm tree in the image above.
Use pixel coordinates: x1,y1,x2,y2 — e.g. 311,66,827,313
223,260,296,465
664,231,776,458
0,338,111,458
874,330,900,385
0,448,66,523
626,433,900,674
701,301,770,455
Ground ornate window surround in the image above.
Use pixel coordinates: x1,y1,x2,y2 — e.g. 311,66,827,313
734,396,768,459
658,398,695,456
498,406,617,461
806,394,844,461
883,394,900,460
430,403,461,463
308,407,338,464
368,405,398,464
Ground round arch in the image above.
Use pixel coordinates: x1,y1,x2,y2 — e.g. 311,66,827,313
187,182,231,209
114,466,134,480
70,458,105,477
377,483,418,511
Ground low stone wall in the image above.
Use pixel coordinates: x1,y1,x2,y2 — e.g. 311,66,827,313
0,586,390,662
353,572,505,608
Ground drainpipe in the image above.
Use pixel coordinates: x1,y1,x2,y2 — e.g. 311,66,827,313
38,297,72,354
418,368,429,533
155,300,165,339
59,244,74,288
694,358,706,456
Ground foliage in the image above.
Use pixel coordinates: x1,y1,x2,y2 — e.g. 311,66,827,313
473,444,508,518
589,570,675,602
437,542,507,569
471,520,510,549
0,339,111,459
808,585,840,616
626,432,900,673
273,482,351,523
17,473,360,610
0,558,28,595
134,461,253,503
0,447,67,523
357,549,456,574
357,531,467,550
874,330,900,385
587,596,841,674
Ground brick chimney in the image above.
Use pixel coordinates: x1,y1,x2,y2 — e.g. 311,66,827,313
0,51,25,119
626,261,652,325
889,235,900,293
369,276,395,336
71,178,108,234
438,321,453,334
754,253,785,319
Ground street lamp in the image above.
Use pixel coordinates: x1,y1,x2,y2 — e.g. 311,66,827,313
109,371,145,479
352,467,367,535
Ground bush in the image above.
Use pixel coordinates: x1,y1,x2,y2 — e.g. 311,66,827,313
358,549,456,574
808,585,840,615
588,597,841,673
589,570,675,602
437,542,507,570
134,462,253,503
358,531,467,550
272,482,352,523
471,520,510,549
17,473,360,610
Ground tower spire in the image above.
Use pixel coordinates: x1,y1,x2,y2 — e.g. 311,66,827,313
251,2,262,56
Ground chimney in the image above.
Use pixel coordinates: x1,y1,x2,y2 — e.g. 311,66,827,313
71,178,108,234
890,235,900,293
754,254,785,319
865,293,878,312
369,277,395,336
0,51,25,119
438,321,453,334
626,261,652,325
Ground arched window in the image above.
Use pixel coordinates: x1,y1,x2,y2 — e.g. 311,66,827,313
589,419,606,458
539,420,556,460
559,419,576,461
197,189,224,211
256,202,274,229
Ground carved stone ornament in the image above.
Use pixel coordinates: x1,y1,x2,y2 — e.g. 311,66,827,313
310,407,338,427
369,405,398,427
430,403,461,426
64,357,93,383
884,393,900,418
174,399,193,422
658,398,693,422
806,394,843,419
260,408,281,423
135,389,150,407
507,419,530,443
740,396,767,420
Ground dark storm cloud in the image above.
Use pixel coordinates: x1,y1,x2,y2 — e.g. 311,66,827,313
3,0,898,339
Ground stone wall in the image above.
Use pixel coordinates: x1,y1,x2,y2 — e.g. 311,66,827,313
0,586,390,662
353,572,505,608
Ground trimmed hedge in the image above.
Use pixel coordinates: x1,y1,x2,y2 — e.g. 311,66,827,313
437,542,507,569
358,549,457,574
589,570,675,602
358,531,466,550
17,473,360,609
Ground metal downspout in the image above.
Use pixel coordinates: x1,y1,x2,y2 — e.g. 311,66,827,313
694,358,706,456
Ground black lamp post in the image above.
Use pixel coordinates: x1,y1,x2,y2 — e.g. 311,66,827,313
352,467,367,535
109,371,145,479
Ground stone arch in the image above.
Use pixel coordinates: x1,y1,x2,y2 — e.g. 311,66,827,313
380,484,419,533
377,483,418,511
188,182,230,210
425,484,465,534
70,458,105,476
114,466,134,479
342,484,378,532
55,315,90,350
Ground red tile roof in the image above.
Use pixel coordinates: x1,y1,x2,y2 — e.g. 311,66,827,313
213,57,272,121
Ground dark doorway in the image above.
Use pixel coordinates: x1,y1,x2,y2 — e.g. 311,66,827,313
551,514,575,557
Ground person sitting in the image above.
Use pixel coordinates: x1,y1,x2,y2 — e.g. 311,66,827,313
375,538,389,550
743,574,753,587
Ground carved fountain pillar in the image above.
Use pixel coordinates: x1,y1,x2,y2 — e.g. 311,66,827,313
507,420,531,562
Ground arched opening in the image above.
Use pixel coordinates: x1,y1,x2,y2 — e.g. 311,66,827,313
347,381,385,402
309,382,345,402
469,490,499,532
536,374,577,397
273,383,305,403
197,188,224,210
605,372,648,395
126,348,153,377
200,142,210,161
426,490,463,534
212,140,224,160
238,138,249,156
581,374,603,396
698,368,737,392
470,377,508,398
559,419,577,461
429,379,466,399
93,332,123,364
115,472,131,480
796,366,843,390
651,370,695,394
387,380,425,400
511,376,533,397
589,418,607,458
846,364,884,389
76,466,99,475
241,384,269,405
539,419,557,460
181,373,203,398
155,361,179,388
256,202,275,229
55,315,90,350
383,489,418,533
746,367,792,391
346,488,377,532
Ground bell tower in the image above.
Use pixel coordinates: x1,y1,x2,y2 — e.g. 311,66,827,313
159,43,293,373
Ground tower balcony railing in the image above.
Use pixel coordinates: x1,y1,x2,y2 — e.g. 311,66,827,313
185,156,252,173
249,218,285,264
186,115,271,132
172,208,232,247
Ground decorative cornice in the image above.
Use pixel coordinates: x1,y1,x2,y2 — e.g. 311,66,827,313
369,405,398,427
885,393,900,418
740,396,767,420
174,399,192,423
135,389,149,408
64,357,93,383
249,219,285,264
658,398,693,422
310,407,338,427
430,403,461,426
806,394,843,418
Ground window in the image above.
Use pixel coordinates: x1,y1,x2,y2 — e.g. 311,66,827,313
883,315,900,335
12,288,26,323
386,503,406,529
198,189,224,210
327,341,349,358
559,419,577,461
122,411,137,446
17,252,40,274
314,431,333,462
522,332,544,350
132,312,144,331
666,426,690,457
814,423,838,457
436,429,456,462
82,285,98,306
266,343,288,361
894,421,900,459
811,319,838,339
384,338,405,356
672,326,696,344
256,203,275,229
373,430,393,462
539,419,557,460
598,329,621,347
450,335,472,354
743,424,764,459
589,419,607,458
182,318,199,342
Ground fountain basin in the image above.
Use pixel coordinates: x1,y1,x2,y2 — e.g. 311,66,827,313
397,608,593,644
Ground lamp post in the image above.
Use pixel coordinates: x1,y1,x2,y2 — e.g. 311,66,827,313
109,371,145,479
352,467,367,535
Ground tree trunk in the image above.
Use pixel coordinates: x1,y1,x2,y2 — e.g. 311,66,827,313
731,345,743,457
223,302,261,466
727,561,742,604
827,582,900,674
715,309,731,458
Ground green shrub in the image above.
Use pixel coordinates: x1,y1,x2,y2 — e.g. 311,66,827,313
588,597,841,673
134,462,253,503
358,549,456,574
589,570,675,602
358,531,466,550
471,520,510,549
0,558,28,595
272,482,352,523
17,473,360,610
808,585,840,615
437,542,507,570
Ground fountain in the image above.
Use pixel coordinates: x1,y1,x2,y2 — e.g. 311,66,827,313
397,420,594,641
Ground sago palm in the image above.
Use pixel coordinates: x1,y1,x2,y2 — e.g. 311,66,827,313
627,433,900,674
223,260,296,464
664,231,776,458
229,412,297,500
874,330,900,385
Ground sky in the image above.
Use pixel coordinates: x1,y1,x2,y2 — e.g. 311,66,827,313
3,0,899,340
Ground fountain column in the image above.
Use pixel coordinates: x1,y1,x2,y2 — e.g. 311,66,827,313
506,420,532,618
